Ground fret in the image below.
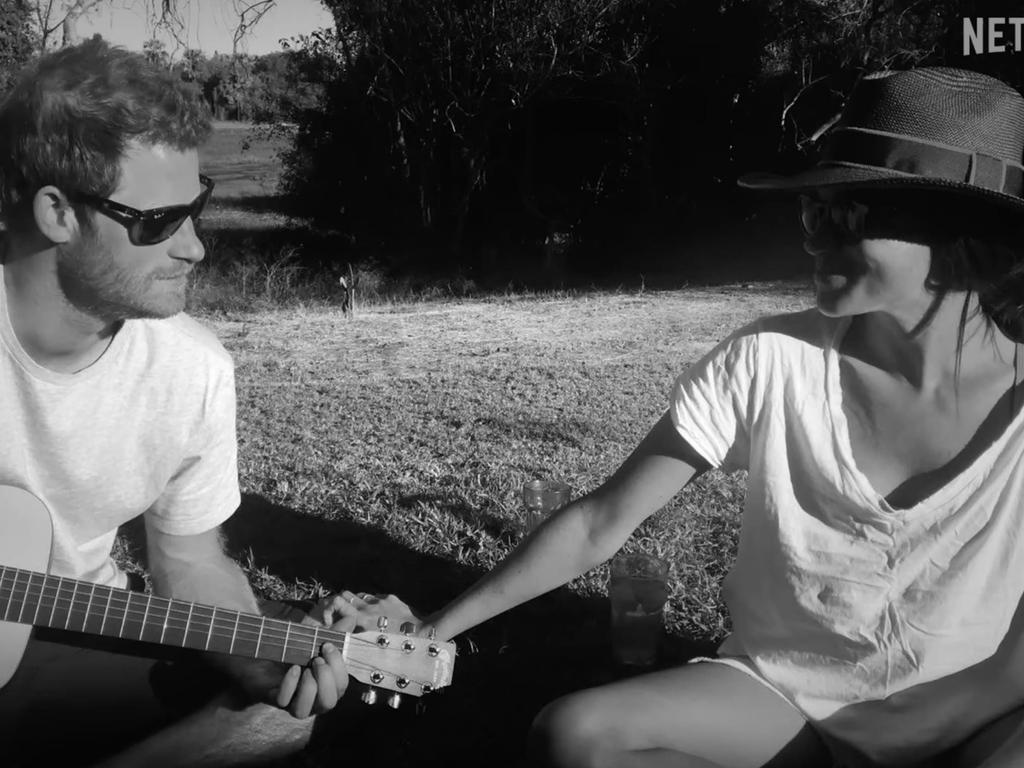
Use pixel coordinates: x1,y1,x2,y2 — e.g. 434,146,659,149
98,586,114,635
117,584,131,638
82,582,104,634
254,616,266,658
140,595,168,644
229,611,240,653
30,571,45,626
0,567,12,621
38,575,59,628
183,602,195,647
205,607,235,654
49,576,65,629
120,591,147,641
186,603,215,651
160,597,188,647
64,580,77,630
7,569,28,624
16,570,36,624
282,620,290,663
230,613,260,658
205,607,216,651
69,580,92,631
159,597,169,644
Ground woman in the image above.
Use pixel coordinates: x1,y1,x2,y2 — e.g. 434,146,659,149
329,68,1024,767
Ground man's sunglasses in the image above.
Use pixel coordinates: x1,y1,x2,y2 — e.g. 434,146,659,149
73,175,214,246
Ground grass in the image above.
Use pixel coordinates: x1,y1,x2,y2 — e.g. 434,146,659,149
189,285,811,765
114,122,817,766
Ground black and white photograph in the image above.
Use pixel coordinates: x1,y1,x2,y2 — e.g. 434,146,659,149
3,1,1024,766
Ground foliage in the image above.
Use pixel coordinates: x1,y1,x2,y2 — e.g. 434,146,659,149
269,0,1024,282
0,0,36,95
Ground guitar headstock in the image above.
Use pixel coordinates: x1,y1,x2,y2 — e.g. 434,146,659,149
343,623,456,701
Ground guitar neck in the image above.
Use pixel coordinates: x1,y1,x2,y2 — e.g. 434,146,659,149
0,565,344,666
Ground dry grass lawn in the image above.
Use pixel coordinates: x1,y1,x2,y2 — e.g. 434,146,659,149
168,283,814,765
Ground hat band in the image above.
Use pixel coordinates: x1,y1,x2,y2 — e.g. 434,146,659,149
818,127,1024,197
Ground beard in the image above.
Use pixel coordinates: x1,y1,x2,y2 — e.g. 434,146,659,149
55,231,189,322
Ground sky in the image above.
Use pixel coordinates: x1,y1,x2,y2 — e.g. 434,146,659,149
78,0,335,57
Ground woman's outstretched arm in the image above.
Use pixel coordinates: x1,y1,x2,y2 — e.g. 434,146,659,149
421,411,712,641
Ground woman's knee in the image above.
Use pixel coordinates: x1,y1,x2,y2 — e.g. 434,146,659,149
528,692,615,768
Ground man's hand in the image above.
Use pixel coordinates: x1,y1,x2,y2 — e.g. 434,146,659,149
314,590,421,634
218,602,357,719
270,641,349,718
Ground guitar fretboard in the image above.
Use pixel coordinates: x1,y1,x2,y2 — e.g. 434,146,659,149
0,566,346,666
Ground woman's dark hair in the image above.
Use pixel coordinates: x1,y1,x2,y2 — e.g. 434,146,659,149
0,37,212,235
925,197,1024,344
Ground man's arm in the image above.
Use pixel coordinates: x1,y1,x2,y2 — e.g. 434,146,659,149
145,521,349,718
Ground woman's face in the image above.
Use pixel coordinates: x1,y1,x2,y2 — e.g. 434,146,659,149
801,188,936,322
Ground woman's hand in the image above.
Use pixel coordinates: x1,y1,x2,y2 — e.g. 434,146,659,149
313,590,421,634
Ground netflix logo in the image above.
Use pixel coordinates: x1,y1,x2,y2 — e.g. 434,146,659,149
963,17,1024,54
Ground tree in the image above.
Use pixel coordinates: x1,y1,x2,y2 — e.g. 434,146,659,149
142,36,169,68
293,0,648,267
0,0,36,94
29,0,105,52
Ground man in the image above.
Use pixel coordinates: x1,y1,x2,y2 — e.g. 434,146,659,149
0,39,353,767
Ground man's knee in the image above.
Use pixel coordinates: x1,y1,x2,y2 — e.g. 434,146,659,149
197,692,316,761
528,692,613,768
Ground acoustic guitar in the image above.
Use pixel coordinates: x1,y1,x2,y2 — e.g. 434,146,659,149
0,485,454,707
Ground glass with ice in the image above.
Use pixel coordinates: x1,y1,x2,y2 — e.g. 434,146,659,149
608,552,670,666
521,479,572,532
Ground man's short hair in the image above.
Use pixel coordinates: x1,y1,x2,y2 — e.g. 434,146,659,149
0,37,212,234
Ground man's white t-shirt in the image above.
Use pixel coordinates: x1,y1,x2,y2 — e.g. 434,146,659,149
670,309,1024,754
0,264,241,589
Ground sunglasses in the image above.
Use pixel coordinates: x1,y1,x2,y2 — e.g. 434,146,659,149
799,192,938,242
799,194,870,238
74,175,214,246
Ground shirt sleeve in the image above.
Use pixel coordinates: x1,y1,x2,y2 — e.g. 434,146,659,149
144,359,241,536
669,324,761,473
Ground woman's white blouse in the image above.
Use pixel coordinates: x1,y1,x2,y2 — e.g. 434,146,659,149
670,308,1024,751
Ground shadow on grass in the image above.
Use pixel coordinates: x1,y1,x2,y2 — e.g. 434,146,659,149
216,493,717,767
473,415,594,451
396,490,522,543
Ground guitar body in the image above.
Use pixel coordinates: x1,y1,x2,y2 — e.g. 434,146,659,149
0,486,53,688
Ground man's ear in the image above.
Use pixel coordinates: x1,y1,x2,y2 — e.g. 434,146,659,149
32,186,81,244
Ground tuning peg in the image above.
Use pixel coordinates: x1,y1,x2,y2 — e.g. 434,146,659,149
361,687,379,705
377,615,389,631
387,692,402,709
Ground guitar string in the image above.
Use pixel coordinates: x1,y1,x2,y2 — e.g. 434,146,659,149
0,579,439,655
0,577,450,689
0,585,449,688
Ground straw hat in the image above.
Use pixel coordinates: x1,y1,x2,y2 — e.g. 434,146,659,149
738,67,1024,213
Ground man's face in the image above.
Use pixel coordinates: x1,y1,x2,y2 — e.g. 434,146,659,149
56,142,207,321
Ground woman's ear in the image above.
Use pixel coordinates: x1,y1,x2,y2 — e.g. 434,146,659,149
32,186,79,244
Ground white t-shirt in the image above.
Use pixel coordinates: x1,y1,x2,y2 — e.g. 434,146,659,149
671,309,1024,749
0,264,241,589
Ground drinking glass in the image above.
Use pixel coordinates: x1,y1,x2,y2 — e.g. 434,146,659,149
608,552,670,666
521,479,572,532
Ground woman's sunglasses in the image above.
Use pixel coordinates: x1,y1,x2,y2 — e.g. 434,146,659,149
799,192,936,242
74,175,214,246
799,194,869,238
